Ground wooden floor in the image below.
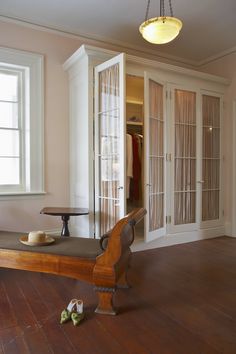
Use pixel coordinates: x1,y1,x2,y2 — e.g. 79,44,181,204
1,236,236,354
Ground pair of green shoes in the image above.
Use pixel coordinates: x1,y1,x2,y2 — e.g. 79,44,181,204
60,299,84,326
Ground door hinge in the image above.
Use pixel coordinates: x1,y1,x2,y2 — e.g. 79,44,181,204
166,215,171,224
166,153,172,161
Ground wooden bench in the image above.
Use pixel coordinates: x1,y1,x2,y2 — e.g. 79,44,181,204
0,208,146,315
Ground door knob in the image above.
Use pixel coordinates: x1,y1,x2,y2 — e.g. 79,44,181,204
197,180,205,184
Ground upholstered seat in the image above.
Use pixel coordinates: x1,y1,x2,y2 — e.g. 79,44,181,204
0,231,102,259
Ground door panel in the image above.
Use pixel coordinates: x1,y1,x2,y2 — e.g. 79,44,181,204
170,87,198,232
201,94,221,224
94,54,126,237
144,74,166,241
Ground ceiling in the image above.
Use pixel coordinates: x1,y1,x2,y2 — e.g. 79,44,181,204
0,0,236,66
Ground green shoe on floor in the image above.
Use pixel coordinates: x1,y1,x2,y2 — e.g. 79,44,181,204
71,311,85,326
60,309,71,324
60,299,78,324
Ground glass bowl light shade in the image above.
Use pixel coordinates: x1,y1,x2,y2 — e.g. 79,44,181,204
139,16,182,44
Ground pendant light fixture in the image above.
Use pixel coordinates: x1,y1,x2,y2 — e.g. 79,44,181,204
139,0,182,44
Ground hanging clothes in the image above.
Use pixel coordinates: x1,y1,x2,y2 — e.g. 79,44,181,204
126,133,133,198
130,133,142,201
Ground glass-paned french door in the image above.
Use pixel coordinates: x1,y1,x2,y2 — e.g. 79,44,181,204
169,86,198,232
201,94,221,223
145,74,166,241
94,54,126,237
169,87,222,232
174,89,197,225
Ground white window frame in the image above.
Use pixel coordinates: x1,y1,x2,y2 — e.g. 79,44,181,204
0,47,44,196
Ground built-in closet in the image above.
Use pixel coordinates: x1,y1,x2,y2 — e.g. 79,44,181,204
63,45,228,247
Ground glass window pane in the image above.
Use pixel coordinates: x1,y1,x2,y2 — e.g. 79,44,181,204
150,157,164,193
100,132,119,156
175,125,196,157
202,191,219,221
99,156,120,182
174,192,196,225
175,158,196,191
100,198,120,235
0,157,20,184
0,102,18,128
175,90,196,124
149,194,164,231
99,110,120,139
150,119,163,156
0,130,19,156
149,80,163,119
99,65,119,112
202,127,220,158
202,159,220,189
202,95,220,127
0,73,18,102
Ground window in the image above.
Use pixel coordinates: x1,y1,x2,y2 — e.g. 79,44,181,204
0,48,44,195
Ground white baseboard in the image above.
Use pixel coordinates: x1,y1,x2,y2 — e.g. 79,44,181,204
224,222,232,236
131,226,225,252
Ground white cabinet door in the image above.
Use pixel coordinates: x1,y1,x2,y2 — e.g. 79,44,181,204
201,92,223,227
144,73,166,242
94,54,126,237
169,86,199,233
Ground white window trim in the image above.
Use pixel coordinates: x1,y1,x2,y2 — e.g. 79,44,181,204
0,47,45,197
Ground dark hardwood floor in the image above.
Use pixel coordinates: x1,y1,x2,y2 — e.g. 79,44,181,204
1,236,236,354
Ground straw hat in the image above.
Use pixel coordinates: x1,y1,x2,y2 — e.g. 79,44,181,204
20,230,55,246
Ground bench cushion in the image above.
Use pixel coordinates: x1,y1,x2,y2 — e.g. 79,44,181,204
0,231,103,259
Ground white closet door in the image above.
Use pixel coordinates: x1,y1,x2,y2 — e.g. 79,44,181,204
94,54,126,237
201,93,222,226
144,74,166,242
170,87,198,232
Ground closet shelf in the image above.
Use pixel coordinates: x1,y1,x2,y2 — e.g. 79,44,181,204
126,99,143,105
126,121,143,126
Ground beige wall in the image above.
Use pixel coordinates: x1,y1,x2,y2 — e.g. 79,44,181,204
0,20,83,232
0,18,235,236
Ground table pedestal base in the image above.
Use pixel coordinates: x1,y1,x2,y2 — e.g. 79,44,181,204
61,215,70,237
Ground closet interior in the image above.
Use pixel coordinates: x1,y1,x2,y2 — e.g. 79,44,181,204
126,75,144,239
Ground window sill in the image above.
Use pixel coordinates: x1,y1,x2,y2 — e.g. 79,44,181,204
0,191,47,200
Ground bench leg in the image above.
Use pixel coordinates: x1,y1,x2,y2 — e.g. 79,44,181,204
94,287,117,315
117,271,130,289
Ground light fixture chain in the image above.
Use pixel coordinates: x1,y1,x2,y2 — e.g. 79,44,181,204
160,0,165,17
145,0,151,21
168,0,174,17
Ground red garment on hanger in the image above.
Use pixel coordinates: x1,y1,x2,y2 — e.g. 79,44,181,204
130,134,141,200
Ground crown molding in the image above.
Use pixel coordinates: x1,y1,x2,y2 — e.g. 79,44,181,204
1,14,235,70
198,46,236,67
0,14,197,68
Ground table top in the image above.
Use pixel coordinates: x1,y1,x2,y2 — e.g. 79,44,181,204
40,207,89,216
